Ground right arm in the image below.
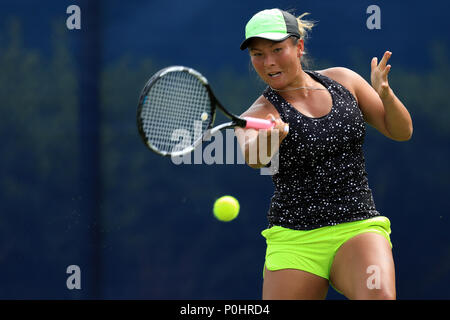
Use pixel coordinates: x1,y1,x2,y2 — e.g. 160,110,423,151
234,96,289,169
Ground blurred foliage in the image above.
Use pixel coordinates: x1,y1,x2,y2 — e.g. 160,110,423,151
0,19,82,298
0,18,449,299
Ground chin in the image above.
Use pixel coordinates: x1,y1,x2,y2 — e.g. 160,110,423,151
268,82,288,90
267,76,291,90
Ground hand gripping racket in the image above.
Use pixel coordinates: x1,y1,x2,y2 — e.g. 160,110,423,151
137,66,274,157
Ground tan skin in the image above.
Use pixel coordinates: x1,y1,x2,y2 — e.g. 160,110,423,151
235,37,412,300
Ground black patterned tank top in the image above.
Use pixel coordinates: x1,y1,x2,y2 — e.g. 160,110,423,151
263,70,380,230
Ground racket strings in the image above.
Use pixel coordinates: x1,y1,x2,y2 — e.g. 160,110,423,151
140,71,212,153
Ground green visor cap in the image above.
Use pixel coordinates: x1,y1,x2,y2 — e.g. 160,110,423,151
240,9,300,50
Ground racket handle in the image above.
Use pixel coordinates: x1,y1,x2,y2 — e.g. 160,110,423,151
243,117,275,129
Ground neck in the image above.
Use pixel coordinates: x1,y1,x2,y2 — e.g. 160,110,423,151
270,70,325,97
285,69,310,89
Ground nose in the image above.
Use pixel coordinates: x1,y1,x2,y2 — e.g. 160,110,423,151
263,53,275,68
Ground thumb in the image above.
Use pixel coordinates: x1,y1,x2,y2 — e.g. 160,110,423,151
371,57,378,72
265,113,276,123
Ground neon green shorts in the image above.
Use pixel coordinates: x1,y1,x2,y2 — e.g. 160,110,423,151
261,216,392,282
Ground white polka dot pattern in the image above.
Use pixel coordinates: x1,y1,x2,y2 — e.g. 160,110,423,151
263,70,380,230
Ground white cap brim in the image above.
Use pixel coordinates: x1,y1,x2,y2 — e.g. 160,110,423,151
240,33,292,50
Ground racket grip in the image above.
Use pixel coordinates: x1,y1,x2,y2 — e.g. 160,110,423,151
243,117,275,129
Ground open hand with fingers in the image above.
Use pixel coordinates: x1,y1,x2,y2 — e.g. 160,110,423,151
371,51,392,99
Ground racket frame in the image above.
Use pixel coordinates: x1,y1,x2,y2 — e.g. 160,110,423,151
137,66,248,157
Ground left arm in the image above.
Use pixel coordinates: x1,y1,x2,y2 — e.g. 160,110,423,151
322,52,413,141
369,51,413,141
375,86,413,141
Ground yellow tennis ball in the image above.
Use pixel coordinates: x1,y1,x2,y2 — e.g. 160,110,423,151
213,196,240,222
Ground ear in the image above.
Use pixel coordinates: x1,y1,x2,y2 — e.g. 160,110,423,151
297,39,304,57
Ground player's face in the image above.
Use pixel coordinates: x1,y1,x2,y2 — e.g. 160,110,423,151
249,38,303,90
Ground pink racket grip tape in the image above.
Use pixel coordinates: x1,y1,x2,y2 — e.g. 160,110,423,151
243,117,275,130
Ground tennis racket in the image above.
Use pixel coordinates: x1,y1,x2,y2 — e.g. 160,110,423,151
136,66,274,157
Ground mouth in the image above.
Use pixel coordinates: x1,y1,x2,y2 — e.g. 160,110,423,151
268,71,282,78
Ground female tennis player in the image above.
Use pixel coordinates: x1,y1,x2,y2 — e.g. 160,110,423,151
235,9,413,300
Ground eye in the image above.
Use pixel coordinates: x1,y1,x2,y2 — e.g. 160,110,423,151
251,52,262,57
274,47,283,53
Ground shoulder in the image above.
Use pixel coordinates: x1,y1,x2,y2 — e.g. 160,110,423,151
316,66,363,84
316,67,395,140
315,67,365,101
240,94,281,118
